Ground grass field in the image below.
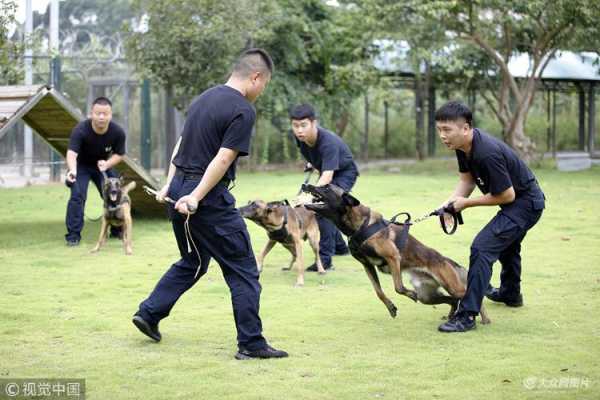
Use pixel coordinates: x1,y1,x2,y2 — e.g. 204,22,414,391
1,160,599,399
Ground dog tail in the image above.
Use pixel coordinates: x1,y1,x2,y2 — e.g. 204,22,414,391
122,181,137,195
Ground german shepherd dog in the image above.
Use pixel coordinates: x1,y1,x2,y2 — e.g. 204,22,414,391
239,200,324,286
302,184,490,324
91,176,136,255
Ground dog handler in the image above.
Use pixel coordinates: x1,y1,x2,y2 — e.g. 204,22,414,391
64,97,125,246
132,49,288,360
290,103,359,271
435,101,545,333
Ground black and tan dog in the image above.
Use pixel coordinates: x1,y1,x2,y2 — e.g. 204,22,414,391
302,183,490,324
91,176,136,255
239,200,324,286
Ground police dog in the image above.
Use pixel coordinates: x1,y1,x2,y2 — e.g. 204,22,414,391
91,176,136,255
302,183,490,324
239,200,324,286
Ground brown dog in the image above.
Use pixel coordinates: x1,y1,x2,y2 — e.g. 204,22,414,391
302,184,490,324
91,177,136,255
239,200,324,286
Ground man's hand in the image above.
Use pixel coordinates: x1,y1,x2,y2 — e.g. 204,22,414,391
175,195,199,215
97,159,108,172
66,170,77,184
449,197,469,212
155,184,170,203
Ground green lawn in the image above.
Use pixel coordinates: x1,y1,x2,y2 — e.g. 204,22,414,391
1,161,599,399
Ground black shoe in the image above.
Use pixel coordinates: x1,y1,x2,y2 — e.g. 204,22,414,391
438,313,476,333
486,288,523,307
132,314,161,342
306,263,334,272
235,344,289,360
66,239,80,247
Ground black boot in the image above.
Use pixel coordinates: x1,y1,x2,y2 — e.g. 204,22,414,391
486,287,523,307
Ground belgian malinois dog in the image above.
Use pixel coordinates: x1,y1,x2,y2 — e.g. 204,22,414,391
239,200,324,286
91,176,136,255
302,184,490,324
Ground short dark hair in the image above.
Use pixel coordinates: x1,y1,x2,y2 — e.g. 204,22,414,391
435,101,472,127
232,48,274,78
92,96,112,108
289,103,317,121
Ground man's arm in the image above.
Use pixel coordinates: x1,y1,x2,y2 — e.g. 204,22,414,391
174,147,238,214
154,136,182,202
316,170,334,186
453,187,515,212
65,150,78,182
98,154,124,171
450,172,476,199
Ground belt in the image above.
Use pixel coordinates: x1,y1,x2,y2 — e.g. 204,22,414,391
175,169,231,188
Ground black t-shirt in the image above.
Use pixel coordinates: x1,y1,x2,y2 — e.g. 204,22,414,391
296,127,358,176
173,85,255,181
456,129,544,226
68,120,126,167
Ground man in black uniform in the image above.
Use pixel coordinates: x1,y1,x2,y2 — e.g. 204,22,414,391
290,103,359,271
434,101,545,333
64,97,126,246
132,49,288,360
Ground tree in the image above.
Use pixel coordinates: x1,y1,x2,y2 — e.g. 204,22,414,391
398,0,600,161
0,0,24,84
125,0,377,124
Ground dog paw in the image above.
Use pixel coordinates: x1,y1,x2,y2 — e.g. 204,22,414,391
294,282,304,288
90,248,99,254
407,291,418,302
281,266,291,271
388,304,398,318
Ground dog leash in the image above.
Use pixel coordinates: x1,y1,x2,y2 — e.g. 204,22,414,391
143,185,203,279
406,202,464,235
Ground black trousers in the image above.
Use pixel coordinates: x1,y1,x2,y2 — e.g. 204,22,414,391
459,198,544,316
317,171,358,266
138,174,267,351
65,164,119,241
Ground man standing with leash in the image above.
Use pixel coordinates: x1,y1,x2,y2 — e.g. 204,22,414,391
64,97,125,246
132,48,288,360
291,103,359,271
434,101,545,333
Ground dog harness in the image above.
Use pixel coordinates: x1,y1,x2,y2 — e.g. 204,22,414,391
266,201,304,243
348,211,412,253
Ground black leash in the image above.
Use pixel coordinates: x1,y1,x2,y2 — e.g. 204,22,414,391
410,201,464,235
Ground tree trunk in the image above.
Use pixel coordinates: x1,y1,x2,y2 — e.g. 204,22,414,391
335,110,350,138
506,109,536,163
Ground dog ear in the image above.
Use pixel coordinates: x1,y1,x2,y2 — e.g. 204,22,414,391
342,192,360,207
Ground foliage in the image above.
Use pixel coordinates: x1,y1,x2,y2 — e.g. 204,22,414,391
125,0,378,128
381,0,600,159
0,0,23,84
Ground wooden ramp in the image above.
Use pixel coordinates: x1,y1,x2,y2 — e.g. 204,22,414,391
0,85,165,217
